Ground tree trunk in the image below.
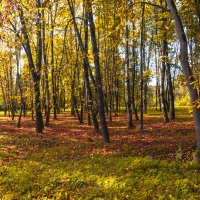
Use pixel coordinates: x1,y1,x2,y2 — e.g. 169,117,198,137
166,0,200,152
161,38,169,123
166,43,175,120
50,6,58,120
42,9,51,127
71,63,82,124
0,78,7,116
125,24,134,128
140,3,145,129
16,49,23,128
86,0,110,142
131,43,139,121
35,0,44,132
18,1,44,133
67,0,99,132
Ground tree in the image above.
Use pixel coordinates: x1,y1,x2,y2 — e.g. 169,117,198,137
86,0,110,143
67,0,100,132
166,0,200,155
140,3,145,129
17,0,44,133
125,17,134,128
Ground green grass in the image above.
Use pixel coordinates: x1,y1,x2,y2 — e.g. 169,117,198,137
146,106,192,116
1,150,200,199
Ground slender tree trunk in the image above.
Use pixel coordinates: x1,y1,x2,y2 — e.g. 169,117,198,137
144,39,152,114
86,0,110,142
161,38,169,123
131,44,139,121
104,58,109,116
16,49,23,128
22,99,26,117
84,10,99,131
155,47,158,111
140,3,145,129
9,60,15,121
71,62,82,123
115,78,119,114
18,1,44,133
143,37,147,114
125,24,134,128
50,7,57,120
42,9,51,127
166,0,200,153
166,43,175,120
67,0,99,132
80,85,84,124
35,0,44,132
0,78,7,116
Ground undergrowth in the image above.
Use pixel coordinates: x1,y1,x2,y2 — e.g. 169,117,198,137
1,154,200,199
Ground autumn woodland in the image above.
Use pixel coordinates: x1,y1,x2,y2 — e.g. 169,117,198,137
0,0,200,199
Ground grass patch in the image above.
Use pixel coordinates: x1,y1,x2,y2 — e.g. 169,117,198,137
1,153,200,199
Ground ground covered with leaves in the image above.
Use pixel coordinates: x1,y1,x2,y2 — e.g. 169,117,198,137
1,108,200,199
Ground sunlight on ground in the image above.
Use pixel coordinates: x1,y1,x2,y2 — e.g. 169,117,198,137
0,110,199,199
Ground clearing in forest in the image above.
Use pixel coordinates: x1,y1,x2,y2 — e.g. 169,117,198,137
1,108,200,199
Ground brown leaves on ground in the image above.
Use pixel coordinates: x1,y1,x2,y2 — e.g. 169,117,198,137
0,112,196,163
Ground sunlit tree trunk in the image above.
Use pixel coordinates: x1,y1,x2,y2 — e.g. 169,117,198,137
161,37,169,123
16,50,23,128
166,43,175,120
166,0,200,154
42,9,51,127
0,77,7,116
18,1,44,133
140,3,145,129
131,45,139,121
86,0,110,142
125,23,134,128
84,10,99,131
67,0,99,132
50,4,58,120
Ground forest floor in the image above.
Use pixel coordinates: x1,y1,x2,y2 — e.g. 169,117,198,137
1,107,200,199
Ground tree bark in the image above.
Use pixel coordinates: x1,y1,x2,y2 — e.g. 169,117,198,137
131,49,139,121
16,49,23,128
67,0,99,132
166,0,200,151
86,0,110,142
35,0,44,132
125,24,134,128
50,4,58,120
140,3,145,129
166,43,175,120
42,9,51,127
161,38,169,123
18,1,44,133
